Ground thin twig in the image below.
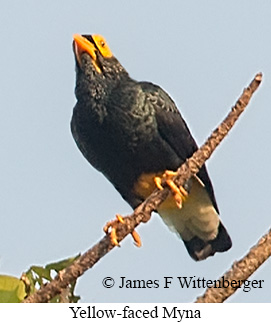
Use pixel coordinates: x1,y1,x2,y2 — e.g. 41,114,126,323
23,73,262,303
195,228,271,303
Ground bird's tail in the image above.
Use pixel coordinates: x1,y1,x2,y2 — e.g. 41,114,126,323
183,222,232,261
158,176,232,261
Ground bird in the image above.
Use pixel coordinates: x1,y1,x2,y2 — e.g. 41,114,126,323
71,34,232,261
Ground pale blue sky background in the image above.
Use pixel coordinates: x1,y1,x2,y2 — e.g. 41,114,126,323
0,1,270,302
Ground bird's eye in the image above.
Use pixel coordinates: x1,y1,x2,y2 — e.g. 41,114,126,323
100,40,105,48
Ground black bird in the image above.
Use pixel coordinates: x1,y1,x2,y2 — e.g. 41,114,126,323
71,34,232,261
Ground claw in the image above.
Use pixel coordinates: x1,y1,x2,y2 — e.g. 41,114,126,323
154,170,188,209
165,178,186,208
116,214,125,224
109,227,120,247
104,214,142,247
154,176,163,190
131,230,142,247
103,214,124,247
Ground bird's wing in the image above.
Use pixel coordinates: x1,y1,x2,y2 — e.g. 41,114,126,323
138,82,233,261
139,81,218,212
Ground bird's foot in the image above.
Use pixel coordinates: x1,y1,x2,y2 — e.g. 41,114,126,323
103,214,141,247
154,170,188,208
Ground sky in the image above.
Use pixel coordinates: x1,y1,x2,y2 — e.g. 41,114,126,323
0,1,270,303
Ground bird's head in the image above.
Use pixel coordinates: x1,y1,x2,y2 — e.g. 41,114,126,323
73,34,128,99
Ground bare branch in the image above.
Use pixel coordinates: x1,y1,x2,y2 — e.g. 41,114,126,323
23,73,262,303
195,228,271,303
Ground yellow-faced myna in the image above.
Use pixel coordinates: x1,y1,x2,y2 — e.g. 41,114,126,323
71,34,232,261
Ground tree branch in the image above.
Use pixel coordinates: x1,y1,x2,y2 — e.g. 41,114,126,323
23,73,262,303
195,228,271,303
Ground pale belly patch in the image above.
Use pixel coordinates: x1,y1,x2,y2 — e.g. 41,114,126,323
133,173,219,242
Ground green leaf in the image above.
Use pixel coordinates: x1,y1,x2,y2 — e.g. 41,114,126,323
31,266,52,282
0,275,26,303
45,254,80,272
23,254,81,302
